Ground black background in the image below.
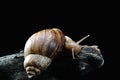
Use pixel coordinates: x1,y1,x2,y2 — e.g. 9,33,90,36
0,2,118,80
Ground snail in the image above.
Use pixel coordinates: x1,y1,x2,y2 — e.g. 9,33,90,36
23,28,90,78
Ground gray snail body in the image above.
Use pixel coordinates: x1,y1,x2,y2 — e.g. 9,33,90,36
23,28,89,78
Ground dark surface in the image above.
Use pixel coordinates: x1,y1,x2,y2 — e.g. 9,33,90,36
0,46,104,80
0,3,118,80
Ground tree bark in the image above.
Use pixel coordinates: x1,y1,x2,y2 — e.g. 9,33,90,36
0,45,104,80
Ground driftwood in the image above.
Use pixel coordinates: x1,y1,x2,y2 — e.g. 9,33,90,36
0,45,104,80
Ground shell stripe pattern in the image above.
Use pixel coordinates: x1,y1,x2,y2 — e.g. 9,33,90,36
24,28,65,59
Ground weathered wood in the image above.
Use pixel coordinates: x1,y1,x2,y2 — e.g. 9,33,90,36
0,46,104,80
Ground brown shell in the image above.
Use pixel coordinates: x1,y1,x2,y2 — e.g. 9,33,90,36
24,28,65,59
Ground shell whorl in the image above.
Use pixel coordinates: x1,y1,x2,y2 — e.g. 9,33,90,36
24,54,52,78
24,28,65,59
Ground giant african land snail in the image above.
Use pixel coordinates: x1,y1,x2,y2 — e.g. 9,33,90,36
23,28,89,78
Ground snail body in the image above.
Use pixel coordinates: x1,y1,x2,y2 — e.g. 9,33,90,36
23,28,89,78
65,35,90,59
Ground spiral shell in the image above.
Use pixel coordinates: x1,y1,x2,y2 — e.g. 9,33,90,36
23,28,65,78
24,28,65,58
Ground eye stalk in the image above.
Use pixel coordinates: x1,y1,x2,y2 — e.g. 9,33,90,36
65,35,90,59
